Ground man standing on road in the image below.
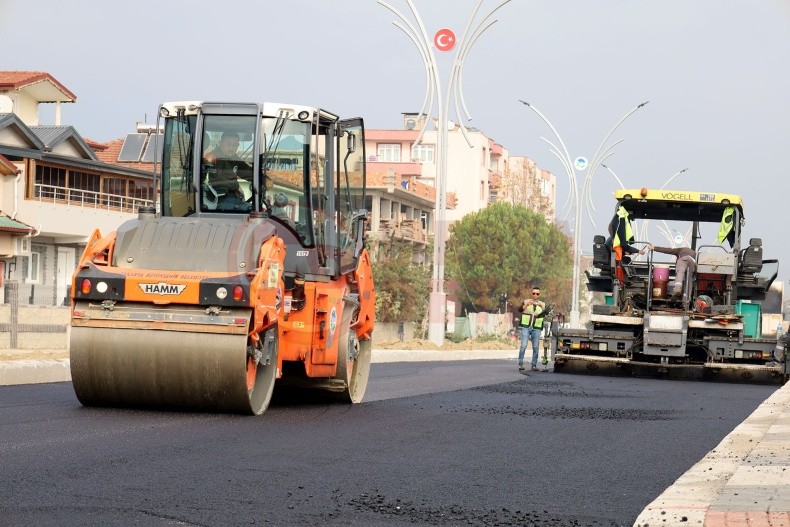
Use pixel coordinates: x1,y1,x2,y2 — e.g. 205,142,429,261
517,287,546,371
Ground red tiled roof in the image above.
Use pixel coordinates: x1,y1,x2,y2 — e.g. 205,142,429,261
0,71,77,101
89,137,154,173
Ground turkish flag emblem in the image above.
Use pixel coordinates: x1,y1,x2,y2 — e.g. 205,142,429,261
434,28,456,52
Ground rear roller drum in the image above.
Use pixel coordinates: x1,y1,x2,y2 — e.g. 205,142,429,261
332,300,371,403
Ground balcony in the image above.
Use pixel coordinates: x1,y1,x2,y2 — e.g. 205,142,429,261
34,183,152,214
374,218,429,246
367,162,423,183
15,184,152,240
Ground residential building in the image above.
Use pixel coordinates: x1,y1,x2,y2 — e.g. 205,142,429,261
502,156,557,222
365,114,558,315
0,71,154,306
365,164,436,265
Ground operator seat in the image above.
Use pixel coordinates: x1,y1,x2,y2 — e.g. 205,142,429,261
739,238,763,275
592,235,613,275
586,234,615,293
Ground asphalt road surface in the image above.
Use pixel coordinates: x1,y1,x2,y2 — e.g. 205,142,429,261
0,360,777,527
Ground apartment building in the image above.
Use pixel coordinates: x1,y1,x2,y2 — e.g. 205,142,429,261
503,156,557,222
0,71,154,306
364,114,556,259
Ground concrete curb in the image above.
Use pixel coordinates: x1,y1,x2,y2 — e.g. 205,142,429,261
0,359,71,386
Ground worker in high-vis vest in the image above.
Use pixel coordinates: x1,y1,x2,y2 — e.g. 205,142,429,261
718,206,736,249
609,205,644,283
518,286,546,371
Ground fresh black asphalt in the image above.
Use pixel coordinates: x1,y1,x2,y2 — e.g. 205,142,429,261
0,360,777,526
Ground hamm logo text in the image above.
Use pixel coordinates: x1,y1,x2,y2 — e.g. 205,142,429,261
138,282,187,295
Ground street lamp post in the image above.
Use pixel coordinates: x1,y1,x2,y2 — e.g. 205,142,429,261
636,167,689,243
660,168,688,190
519,100,648,328
601,164,626,190
601,164,691,247
381,0,511,345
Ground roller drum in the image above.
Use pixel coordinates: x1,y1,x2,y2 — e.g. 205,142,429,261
70,326,272,414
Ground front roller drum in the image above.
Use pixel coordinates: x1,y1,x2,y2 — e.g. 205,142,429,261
70,326,278,415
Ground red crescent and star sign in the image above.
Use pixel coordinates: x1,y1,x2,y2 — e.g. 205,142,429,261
434,28,456,52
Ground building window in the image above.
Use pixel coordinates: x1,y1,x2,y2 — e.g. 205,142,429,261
26,252,40,284
129,178,154,202
32,163,153,212
411,144,434,163
102,177,128,207
70,170,101,193
541,179,551,197
69,169,101,205
377,144,401,162
35,165,67,200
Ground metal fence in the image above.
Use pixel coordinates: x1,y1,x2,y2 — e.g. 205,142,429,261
3,282,68,307
34,183,153,214
0,281,69,349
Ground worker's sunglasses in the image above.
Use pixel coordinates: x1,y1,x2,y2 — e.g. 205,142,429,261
532,292,540,296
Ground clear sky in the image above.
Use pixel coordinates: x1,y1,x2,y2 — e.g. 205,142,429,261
2,0,789,287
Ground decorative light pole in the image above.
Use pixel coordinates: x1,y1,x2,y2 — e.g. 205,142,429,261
660,167,688,190
636,167,689,244
519,100,648,328
601,164,626,190
380,0,511,345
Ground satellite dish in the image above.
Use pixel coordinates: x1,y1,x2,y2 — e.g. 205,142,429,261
0,95,13,114
406,119,416,130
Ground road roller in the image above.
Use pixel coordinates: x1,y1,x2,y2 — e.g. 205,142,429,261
70,101,375,414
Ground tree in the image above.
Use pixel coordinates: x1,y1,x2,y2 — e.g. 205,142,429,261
445,202,572,315
370,243,431,324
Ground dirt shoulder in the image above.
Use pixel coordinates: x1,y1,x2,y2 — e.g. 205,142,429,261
0,337,519,362
0,349,70,362
374,337,518,351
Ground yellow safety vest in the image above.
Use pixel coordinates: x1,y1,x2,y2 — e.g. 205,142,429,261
718,206,735,245
520,304,545,329
612,206,633,248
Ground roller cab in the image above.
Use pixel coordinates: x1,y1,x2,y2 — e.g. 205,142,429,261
70,101,375,414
